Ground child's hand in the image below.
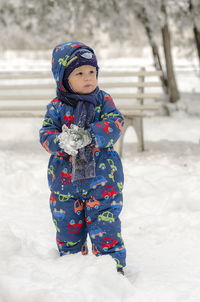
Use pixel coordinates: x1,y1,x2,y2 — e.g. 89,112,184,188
58,124,92,155
70,124,92,149
58,128,78,156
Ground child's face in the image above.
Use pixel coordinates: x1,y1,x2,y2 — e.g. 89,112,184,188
68,65,98,94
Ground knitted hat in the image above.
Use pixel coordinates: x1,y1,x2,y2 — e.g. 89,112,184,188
63,48,99,91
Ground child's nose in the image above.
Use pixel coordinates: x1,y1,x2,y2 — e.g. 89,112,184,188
84,73,92,81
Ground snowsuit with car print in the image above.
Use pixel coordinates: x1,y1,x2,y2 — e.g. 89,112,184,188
39,42,126,268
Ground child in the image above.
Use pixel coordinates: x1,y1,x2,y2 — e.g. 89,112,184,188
39,42,126,274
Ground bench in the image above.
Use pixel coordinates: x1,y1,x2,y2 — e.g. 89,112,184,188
0,67,165,155
100,68,165,154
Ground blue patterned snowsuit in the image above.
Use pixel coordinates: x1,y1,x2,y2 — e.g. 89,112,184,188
39,42,126,268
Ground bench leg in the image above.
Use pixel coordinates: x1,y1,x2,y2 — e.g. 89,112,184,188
132,117,144,152
120,122,130,156
114,138,121,154
114,120,130,157
114,116,145,156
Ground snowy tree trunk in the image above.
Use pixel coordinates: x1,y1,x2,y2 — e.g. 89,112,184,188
136,7,168,96
161,2,180,103
144,25,168,95
189,0,200,69
193,26,200,67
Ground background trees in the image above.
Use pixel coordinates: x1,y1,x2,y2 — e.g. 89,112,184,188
0,0,199,102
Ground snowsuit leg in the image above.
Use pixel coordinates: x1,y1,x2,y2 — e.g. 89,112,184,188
49,192,88,255
85,191,126,268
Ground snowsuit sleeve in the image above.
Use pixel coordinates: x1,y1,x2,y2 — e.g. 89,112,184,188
39,101,66,156
88,92,124,148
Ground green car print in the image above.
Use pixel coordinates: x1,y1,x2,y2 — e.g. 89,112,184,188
98,211,115,223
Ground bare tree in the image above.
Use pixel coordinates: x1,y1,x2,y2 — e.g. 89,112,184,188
167,0,200,71
134,5,168,94
161,2,180,102
188,0,200,67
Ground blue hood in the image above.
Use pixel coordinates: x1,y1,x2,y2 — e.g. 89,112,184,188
51,42,95,92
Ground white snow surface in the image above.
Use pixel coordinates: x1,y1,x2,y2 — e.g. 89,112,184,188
0,112,200,302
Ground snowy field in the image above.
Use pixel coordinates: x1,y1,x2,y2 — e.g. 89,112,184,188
0,52,200,301
0,111,200,302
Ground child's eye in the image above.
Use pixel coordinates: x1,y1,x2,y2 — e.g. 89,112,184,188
76,72,83,76
90,70,95,74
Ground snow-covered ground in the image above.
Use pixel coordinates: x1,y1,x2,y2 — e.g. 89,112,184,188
0,111,200,302
0,52,199,301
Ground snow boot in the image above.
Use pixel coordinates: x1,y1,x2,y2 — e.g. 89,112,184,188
117,267,125,275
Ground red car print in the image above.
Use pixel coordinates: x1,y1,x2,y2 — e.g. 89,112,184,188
45,129,59,134
104,96,115,106
67,220,84,234
74,200,84,215
72,43,82,48
60,169,72,184
64,114,74,126
85,216,92,224
96,121,113,133
50,98,60,103
102,185,118,199
57,151,66,157
56,237,65,248
102,237,118,251
50,193,56,206
60,85,66,92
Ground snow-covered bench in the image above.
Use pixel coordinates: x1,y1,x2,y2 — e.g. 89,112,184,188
0,68,164,154
100,68,164,154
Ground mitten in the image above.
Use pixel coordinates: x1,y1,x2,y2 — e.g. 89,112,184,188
58,125,92,155
70,125,92,149
70,125,92,148
58,125,78,156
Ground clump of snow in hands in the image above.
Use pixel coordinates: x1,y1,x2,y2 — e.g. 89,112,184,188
0,113,200,302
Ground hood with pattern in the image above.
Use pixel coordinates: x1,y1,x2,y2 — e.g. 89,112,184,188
51,42,95,92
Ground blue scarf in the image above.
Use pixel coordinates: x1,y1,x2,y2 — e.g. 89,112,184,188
57,87,99,181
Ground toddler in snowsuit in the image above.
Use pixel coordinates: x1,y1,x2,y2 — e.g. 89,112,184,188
39,42,126,273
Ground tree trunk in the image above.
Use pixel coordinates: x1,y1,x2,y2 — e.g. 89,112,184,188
193,26,200,67
137,8,168,95
189,0,200,68
161,2,180,103
144,25,168,94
